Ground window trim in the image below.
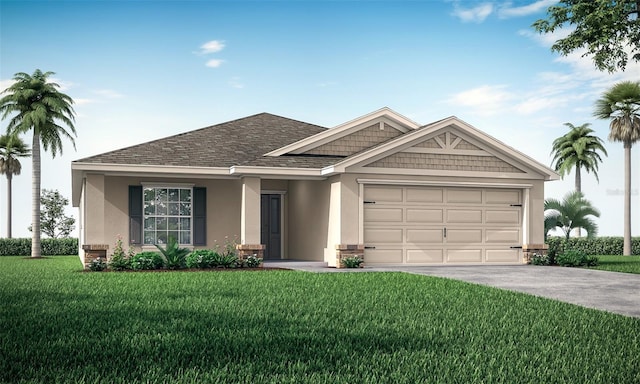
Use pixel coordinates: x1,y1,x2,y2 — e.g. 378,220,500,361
142,185,194,246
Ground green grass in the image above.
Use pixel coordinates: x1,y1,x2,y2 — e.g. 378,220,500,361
588,255,640,274
1,257,639,383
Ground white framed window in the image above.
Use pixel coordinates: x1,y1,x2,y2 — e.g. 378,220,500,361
143,187,192,245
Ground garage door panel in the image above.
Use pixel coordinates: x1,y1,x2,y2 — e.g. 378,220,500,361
485,228,520,243
446,228,482,243
447,189,482,204
486,210,520,224
406,229,443,244
364,187,403,203
486,189,520,204
363,185,522,265
365,208,403,222
365,249,403,263
447,249,482,263
364,228,403,243
406,188,443,203
406,208,443,223
486,249,520,262
447,209,482,223
407,249,443,263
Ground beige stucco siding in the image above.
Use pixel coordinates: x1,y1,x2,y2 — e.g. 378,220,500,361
288,180,330,261
81,175,243,254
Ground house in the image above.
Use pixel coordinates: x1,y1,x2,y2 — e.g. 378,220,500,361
71,108,558,267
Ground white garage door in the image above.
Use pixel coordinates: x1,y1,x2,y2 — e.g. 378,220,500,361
363,185,522,264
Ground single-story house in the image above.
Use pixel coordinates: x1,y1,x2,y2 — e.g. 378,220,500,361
71,108,558,267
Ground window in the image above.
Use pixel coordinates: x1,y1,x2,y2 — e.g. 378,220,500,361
143,187,192,245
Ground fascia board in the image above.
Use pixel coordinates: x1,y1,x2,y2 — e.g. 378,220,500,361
229,166,324,178
264,107,421,157
71,162,232,176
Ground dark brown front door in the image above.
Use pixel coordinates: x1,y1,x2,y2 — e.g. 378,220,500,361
261,194,281,260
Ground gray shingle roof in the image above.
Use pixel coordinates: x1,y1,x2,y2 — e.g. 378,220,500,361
74,113,329,168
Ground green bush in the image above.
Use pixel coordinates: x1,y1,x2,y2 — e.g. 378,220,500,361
130,252,164,270
0,238,78,256
155,237,190,270
341,256,364,268
244,255,262,268
186,250,219,269
556,249,599,267
109,237,132,271
528,253,551,266
88,257,107,272
547,237,640,258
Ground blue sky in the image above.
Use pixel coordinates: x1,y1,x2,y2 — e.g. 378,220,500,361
1,0,639,238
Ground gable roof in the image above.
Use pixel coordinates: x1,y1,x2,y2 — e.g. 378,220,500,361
74,113,327,168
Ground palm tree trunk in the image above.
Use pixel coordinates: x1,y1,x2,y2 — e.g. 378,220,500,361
31,133,41,258
6,173,12,238
575,167,582,237
623,141,631,256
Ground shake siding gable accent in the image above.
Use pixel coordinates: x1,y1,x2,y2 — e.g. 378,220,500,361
129,186,143,245
193,187,207,246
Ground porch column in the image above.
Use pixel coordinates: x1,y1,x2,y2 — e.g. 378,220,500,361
239,177,264,261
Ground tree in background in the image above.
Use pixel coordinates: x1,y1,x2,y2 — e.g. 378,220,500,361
28,189,75,238
0,70,76,257
594,80,640,256
550,123,608,194
533,0,640,73
0,134,30,238
544,191,600,240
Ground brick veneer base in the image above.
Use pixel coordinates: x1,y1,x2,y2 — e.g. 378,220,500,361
335,244,365,269
236,244,265,267
82,244,109,269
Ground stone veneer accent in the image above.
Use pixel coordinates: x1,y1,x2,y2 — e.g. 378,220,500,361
236,244,265,266
303,123,402,156
365,152,525,173
335,244,365,269
522,244,548,264
82,244,109,269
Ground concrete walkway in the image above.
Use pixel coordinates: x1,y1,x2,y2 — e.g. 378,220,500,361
264,261,640,318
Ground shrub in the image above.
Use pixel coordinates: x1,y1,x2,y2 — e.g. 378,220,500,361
556,249,599,267
528,253,551,266
130,252,164,270
108,236,132,271
0,238,78,256
341,256,364,268
216,253,240,268
245,255,263,268
155,237,190,270
186,250,219,269
546,236,640,257
88,257,107,271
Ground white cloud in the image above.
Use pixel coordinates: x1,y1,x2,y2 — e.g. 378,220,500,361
498,0,556,18
93,89,124,99
228,77,244,89
206,59,224,68
198,40,225,54
0,79,15,93
447,84,514,115
451,2,494,23
74,98,94,105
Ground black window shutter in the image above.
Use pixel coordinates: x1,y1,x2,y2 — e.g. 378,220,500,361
193,187,206,246
129,186,143,245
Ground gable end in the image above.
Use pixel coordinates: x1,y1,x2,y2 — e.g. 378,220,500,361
301,122,403,156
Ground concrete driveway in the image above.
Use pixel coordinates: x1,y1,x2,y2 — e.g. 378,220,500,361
265,261,640,318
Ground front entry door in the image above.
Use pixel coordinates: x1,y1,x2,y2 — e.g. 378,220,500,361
261,194,282,260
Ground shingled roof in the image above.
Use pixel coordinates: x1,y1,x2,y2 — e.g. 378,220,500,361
74,113,329,168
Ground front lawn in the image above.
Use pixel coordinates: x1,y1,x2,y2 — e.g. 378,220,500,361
1,256,639,383
588,255,640,274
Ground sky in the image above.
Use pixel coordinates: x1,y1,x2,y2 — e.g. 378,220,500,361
1,0,639,239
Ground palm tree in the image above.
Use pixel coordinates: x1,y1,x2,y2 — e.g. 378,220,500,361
544,191,600,240
550,123,608,193
0,134,31,238
0,70,76,258
594,80,640,256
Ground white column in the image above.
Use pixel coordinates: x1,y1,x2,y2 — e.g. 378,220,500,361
240,177,261,245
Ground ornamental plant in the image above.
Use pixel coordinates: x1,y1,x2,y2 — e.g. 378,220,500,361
341,256,364,268
155,237,190,270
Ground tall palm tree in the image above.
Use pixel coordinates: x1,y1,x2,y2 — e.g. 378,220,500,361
594,80,640,256
0,70,76,258
550,122,608,193
544,191,600,240
0,134,31,238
